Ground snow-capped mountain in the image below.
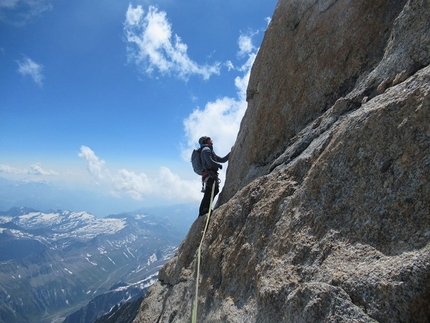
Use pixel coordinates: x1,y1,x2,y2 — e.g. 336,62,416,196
0,207,187,323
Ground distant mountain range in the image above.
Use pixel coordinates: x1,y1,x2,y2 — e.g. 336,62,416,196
0,176,156,217
0,206,194,323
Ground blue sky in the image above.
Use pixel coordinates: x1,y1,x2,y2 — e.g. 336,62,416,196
0,0,277,215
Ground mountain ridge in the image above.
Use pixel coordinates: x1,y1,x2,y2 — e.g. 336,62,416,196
0,206,190,323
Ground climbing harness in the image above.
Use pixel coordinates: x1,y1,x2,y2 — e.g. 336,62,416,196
191,181,216,323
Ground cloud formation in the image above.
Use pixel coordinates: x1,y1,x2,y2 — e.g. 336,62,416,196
0,163,57,175
79,146,201,202
28,163,58,176
122,5,265,164
182,31,259,160
16,56,44,86
0,164,26,174
78,146,109,182
124,5,220,80
0,0,53,25
237,33,257,58
78,11,266,205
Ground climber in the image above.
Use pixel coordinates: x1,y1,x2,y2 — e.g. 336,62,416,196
198,136,230,216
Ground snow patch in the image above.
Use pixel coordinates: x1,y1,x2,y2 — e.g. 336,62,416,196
64,268,73,275
147,253,157,266
85,257,97,266
134,214,147,219
0,216,12,224
107,257,116,265
126,246,136,258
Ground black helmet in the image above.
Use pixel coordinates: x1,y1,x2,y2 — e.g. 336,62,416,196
199,136,210,145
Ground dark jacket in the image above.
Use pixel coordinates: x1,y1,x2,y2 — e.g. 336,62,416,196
200,144,230,171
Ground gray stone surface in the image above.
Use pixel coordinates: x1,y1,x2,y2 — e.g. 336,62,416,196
134,0,430,322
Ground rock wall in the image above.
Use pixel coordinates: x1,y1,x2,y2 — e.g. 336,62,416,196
220,0,425,204
134,0,430,322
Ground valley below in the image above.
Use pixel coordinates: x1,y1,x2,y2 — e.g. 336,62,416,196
0,205,194,323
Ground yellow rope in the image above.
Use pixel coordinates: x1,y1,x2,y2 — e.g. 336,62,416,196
191,181,216,323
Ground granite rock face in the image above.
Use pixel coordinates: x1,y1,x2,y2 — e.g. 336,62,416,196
134,0,430,322
220,0,428,203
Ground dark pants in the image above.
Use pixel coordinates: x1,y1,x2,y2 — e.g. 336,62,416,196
199,176,219,216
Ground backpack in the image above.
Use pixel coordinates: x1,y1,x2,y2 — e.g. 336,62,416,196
191,148,205,175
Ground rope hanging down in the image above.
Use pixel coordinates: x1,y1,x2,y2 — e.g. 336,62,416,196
191,181,216,323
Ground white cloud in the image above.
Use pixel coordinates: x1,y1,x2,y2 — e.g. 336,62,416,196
0,164,26,174
0,163,58,176
16,56,44,86
124,5,220,80
183,96,245,159
225,60,235,71
28,163,58,176
237,34,256,58
78,146,109,182
79,146,201,202
0,0,53,25
125,3,144,25
181,33,259,161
